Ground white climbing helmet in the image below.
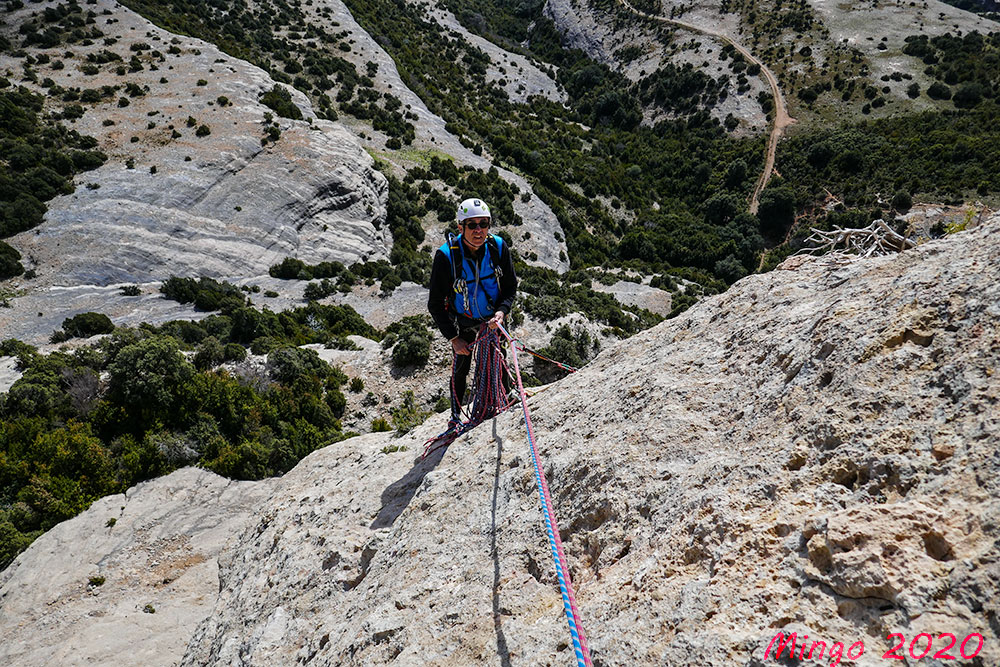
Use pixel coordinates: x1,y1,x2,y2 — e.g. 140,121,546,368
457,198,491,222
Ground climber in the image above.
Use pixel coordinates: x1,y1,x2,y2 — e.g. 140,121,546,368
427,197,517,431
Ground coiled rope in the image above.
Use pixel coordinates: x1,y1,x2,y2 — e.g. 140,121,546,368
499,322,593,667
421,322,594,666
422,324,513,458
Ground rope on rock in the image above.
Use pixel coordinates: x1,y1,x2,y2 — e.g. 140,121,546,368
498,322,593,667
419,322,593,666
511,340,579,374
422,324,513,458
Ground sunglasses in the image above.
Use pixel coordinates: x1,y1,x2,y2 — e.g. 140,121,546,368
462,220,491,230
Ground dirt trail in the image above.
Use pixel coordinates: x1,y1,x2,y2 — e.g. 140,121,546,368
617,0,794,213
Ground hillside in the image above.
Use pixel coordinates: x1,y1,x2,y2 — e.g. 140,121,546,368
6,0,1000,348
2,216,997,665
3,0,1000,652
545,0,999,129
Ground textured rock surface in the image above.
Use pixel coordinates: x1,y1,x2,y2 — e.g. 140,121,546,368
0,468,274,667
182,219,999,665
592,279,673,316
2,219,998,664
0,0,388,343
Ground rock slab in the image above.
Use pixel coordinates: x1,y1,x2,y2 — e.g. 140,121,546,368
0,468,273,667
2,217,999,665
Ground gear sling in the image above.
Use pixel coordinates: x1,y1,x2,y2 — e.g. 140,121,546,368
440,232,505,322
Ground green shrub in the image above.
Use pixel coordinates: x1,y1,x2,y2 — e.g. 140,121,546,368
927,81,951,100
106,335,194,414
303,279,336,301
390,390,430,434
160,276,244,312
325,388,346,417
59,312,114,339
533,324,596,383
382,316,432,367
349,377,364,392
756,186,797,239
0,338,36,360
266,346,331,384
371,416,391,431
193,336,225,370
0,518,41,570
260,85,302,120
223,343,246,362
0,241,25,279
891,190,913,211
269,257,309,279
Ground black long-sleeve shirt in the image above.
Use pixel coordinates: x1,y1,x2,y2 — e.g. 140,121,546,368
427,237,517,340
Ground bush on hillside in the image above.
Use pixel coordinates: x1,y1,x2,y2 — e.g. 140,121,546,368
260,85,302,120
266,346,332,384
193,336,225,370
106,335,195,417
55,312,114,341
160,276,245,312
382,316,432,367
0,241,24,279
532,324,596,383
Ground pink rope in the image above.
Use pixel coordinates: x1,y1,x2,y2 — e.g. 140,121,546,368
498,323,593,666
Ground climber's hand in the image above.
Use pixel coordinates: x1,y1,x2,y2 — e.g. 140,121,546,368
488,311,505,330
451,336,472,356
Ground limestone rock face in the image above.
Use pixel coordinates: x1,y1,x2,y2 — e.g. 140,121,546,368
543,0,769,132
188,217,999,665
0,468,274,667
0,0,388,342
3,218,998,666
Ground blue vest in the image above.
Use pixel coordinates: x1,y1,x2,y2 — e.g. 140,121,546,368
439,235,504,321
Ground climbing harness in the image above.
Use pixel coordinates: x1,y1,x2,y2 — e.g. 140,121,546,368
420,326,579,457
498,322,593,667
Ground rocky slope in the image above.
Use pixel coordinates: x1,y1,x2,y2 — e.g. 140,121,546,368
284,0,569,272
3,215,997,665
545,0,1000,128
0,468,275,667
0,0,388,343
0,0,572,346
545,0,771,133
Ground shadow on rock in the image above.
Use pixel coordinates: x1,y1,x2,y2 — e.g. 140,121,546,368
370,443,448,529
491,418,512,667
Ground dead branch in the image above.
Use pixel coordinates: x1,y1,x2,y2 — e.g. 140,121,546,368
798,219,916,258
